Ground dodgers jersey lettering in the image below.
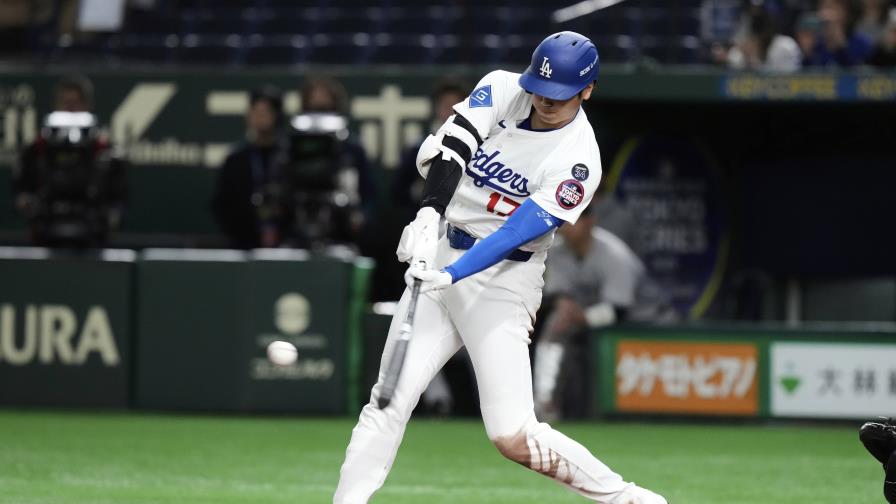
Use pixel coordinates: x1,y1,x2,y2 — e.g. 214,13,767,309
445,70,603,253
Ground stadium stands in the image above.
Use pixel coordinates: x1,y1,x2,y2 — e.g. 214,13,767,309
29,0,706,66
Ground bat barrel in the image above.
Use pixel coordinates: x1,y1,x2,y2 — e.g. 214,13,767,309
377,278,422,410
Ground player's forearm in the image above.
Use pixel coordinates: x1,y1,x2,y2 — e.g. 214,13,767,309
444,200,561,282
419,157,463,215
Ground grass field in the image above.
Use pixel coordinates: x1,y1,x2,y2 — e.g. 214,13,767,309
0,410,882,503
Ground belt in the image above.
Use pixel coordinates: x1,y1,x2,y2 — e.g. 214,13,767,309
446,224,533,262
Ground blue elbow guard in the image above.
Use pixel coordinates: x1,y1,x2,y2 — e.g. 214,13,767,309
444,199,562,282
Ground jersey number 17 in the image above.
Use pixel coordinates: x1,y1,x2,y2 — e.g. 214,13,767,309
486,191,521,217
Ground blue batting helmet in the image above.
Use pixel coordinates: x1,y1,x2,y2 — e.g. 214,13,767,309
518,31,599,101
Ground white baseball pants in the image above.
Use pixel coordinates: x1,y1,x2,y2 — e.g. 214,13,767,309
334,237,632,503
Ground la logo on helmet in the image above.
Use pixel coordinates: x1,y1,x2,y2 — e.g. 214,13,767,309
539,57,552,79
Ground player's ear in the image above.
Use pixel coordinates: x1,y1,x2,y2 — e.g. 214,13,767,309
580,82,595,101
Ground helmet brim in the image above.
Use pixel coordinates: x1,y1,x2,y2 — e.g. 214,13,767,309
518,71,584,101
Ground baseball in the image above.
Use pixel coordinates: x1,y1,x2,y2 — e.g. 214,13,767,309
266,340,298,366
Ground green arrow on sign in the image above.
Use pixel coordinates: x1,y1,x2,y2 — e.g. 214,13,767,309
780,375,801,394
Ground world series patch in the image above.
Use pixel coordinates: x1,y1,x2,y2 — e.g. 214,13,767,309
571,163,589,181
555,179,585,210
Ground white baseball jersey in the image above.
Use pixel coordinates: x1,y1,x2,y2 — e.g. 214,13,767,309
444,70,602,253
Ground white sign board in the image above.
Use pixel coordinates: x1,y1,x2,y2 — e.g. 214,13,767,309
771,342,896,419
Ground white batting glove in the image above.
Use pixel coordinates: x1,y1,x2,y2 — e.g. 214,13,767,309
396,207,440,265
404,264,453,293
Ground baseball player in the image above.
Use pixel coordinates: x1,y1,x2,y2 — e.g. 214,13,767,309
334,32,667,504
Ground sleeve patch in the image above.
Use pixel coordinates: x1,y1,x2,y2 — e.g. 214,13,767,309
555,179,585,210
469,85,493,108
571,163,589,181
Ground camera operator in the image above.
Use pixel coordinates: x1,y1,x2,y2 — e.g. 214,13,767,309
13,75,126,247
211,85,290,249
281,77,373,249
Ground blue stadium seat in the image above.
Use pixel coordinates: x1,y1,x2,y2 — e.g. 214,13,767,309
305,34,362,64
254,11,305,34
677,8,702,36
370,35,436,64
116,34,176,63
125,9,178,34
181,8,246,35
25,1,714,65
318,10,375,34
245,39,307,65
471,9,511,36
176,35,237,64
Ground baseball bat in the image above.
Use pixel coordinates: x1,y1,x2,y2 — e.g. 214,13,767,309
377,276,423,410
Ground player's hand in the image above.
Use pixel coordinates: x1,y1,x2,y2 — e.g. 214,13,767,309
404,264,453,293
396,207,440,265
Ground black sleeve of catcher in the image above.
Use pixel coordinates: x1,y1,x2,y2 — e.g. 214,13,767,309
419,114,483,215
886,451,896,504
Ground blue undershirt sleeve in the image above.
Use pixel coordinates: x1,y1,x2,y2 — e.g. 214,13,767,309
443,199,562,283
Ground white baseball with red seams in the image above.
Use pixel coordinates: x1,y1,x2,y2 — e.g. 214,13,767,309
334,70,667,504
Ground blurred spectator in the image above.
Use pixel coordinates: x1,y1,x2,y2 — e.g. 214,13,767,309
0,0,28,55
211,86,289,249
804,0,874,67
868,8,896,66
795,11,825,62
701,0,744,44
299,77,374,224
393,79,470,223
532,207,677,421
13,75,127,247
856,0,890,42
53,74,92,113
727,4,802,72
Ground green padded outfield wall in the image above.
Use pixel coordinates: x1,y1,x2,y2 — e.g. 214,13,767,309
134,249,371,414
0,249,134,407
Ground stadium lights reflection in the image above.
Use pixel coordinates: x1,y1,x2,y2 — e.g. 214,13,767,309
45,111,97,129
290,112,350,140
552,0,627,24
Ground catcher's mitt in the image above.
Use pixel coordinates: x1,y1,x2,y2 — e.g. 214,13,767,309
860,417,896,467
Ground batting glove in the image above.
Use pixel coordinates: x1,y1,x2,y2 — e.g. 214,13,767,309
396,207,440,265
405,264,453,293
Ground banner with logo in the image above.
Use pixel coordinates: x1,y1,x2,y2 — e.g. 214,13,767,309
599,332,761,416
602,136,729,320
0,248,134,407
134,249,370,414
771,341,896,419
615,340,759,415
238,253,372,414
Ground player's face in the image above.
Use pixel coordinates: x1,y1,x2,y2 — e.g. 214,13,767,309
530,83,594,129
